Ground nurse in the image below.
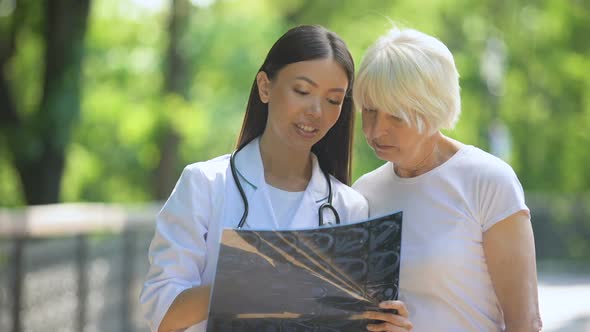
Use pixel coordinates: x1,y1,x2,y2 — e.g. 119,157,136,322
140,25,369,332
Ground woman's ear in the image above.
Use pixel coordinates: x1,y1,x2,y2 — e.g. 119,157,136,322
256,71,271,104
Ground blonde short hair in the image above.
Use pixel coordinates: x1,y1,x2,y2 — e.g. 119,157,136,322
353,27,461,134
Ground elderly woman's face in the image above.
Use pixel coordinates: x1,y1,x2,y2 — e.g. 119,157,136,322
361,108,432,165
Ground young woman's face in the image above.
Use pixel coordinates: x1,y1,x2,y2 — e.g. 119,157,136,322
257,58,349,152
361,108,433,166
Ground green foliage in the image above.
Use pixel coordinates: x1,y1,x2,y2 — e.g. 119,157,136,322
0,145,23,206
1,0,589,259
0,0,588,197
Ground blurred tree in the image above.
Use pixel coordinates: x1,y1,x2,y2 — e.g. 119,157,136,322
155,0,192,199
1,0,588,260
0,0,90,204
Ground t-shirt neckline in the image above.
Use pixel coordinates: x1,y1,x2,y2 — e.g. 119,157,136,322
388,144,473,184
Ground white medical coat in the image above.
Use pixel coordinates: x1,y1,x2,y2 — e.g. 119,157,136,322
140,138,368,332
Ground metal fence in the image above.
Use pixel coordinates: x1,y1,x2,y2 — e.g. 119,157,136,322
0,203,162,332
0,195,588,331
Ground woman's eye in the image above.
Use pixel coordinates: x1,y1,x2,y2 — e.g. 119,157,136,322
328,99,343,106
363,107,376,113
294,89,309,95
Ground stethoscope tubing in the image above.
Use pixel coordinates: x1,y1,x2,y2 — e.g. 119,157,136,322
230,148,340,229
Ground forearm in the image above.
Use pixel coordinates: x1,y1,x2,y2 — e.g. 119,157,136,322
504,320,543,332
502,282,543,332
496,267,542,331
483,212,542,332
158,285,211,332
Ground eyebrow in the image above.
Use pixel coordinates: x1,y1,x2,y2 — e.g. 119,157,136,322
294,76,346,93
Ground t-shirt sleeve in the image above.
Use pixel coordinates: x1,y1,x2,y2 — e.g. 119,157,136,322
478,162,530,232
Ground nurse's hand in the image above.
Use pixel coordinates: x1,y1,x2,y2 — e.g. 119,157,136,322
363,300,413,331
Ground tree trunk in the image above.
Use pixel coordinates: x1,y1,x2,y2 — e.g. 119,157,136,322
0,0,20,126
0,0,91,204
154,0,191,200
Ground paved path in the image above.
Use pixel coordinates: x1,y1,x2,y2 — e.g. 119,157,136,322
538,272,590,332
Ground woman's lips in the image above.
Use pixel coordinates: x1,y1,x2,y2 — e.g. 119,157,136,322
373,142,395,151
294,123,319,138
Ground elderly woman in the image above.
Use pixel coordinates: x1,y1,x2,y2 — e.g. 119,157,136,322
353,27,542,332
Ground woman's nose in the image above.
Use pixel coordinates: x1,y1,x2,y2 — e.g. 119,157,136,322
367,112,389,138
305,97,322,117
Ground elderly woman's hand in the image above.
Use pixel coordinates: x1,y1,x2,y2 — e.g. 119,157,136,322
363,300,413,331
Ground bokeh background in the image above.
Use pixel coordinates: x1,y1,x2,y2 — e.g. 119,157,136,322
0,0,589,331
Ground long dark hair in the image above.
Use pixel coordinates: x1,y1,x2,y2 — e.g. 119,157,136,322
236,25,356,185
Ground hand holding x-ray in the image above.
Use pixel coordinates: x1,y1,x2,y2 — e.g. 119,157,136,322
207,211,403,331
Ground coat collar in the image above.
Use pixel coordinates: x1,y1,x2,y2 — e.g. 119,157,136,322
233,137,330,204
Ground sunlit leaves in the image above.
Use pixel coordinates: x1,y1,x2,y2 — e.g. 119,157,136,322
1,0,589,205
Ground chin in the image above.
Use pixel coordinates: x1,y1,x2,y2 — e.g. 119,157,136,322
375,150,399,163
289,139,316,152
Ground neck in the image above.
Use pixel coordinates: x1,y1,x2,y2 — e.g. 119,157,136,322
259,133,312,191
394,132,444,178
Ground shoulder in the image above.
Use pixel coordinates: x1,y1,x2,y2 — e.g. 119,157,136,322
330,175,369,221
167,154,231,212
457,146,520,184
330,176,368,208
456,147,528,230
183,154,231,182
331,176,367,204
352,163,391,194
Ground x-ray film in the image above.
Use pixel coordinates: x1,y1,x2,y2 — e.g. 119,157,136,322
207,211,403,332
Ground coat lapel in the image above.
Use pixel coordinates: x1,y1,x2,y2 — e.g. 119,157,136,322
232,139,335,230
288,153,336,229
232,138,278,230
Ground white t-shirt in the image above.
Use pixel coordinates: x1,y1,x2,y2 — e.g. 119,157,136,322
353,145,529,332
266,185,305,228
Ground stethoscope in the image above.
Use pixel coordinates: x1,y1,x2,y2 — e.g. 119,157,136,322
230,148,341,229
